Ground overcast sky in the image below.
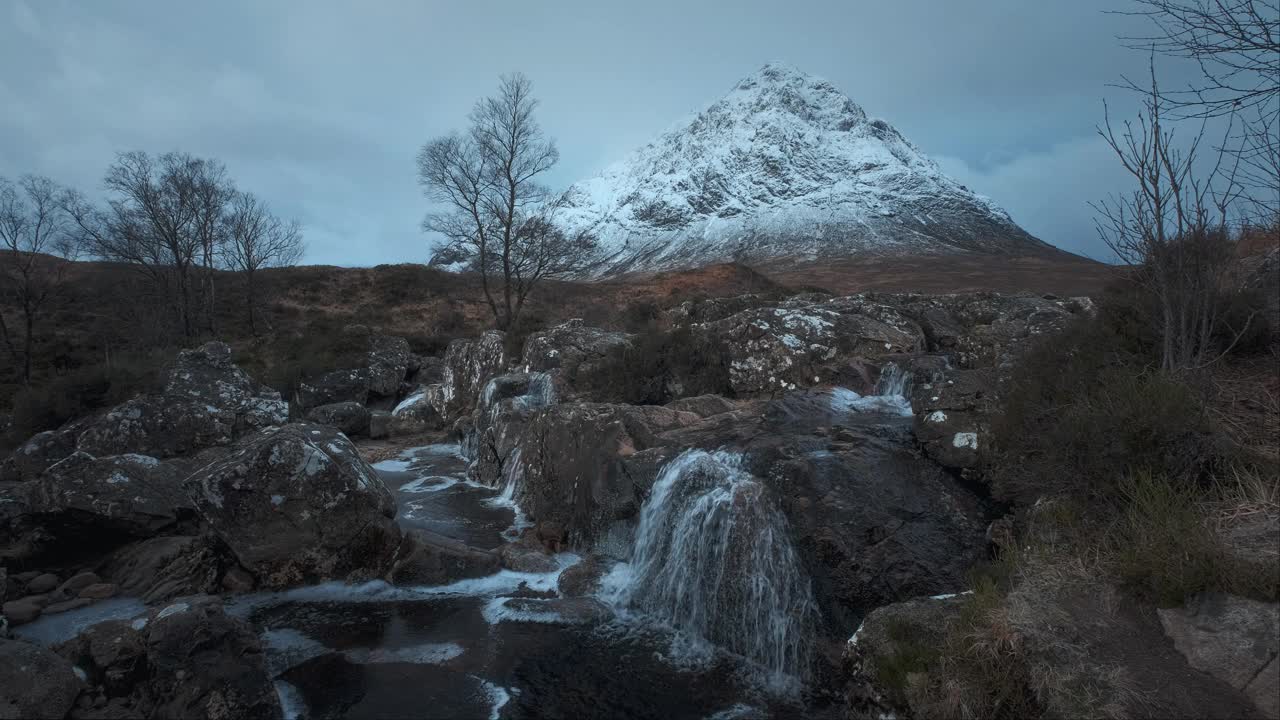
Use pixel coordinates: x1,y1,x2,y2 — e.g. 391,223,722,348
1,0,1213,265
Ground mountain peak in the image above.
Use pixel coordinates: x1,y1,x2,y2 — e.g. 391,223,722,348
560,64,1048,276
720,63,867,131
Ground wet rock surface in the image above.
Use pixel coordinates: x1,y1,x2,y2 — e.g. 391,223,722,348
0,636,84,719
184,423,401,589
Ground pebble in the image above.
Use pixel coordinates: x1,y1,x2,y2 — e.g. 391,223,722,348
78,583,117,600
26,573,60,594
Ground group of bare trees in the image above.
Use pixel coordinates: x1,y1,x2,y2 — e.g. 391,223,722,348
1096,0,1278,371
418,73,597,330
0,152,304,384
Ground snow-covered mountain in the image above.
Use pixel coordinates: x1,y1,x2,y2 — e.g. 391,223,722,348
561,63,1052,276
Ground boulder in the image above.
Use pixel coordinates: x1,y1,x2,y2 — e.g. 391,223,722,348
26,572,59,595
435,331,507,421
184,423,401,588
702,298,924,396
520,319,631,393
59,598,282,720
3,343,287,481
304,401,371,436
99,535,227,603
467,372,558,486
31,452,191,536
1159,593,1280,719
516,403,698,546
388,386,445,435
296,367,371,410
0,636,85,719
557,554,613,597
2,597,43,626
366,335,414,397
386,528,500,586
498,536,560,574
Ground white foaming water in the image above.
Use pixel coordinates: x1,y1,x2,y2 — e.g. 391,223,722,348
484,447,533,541
476,678,512,720
274,680,308,720
605,450,816,696
262,628,331,675
226,554,582,617
830,364,914,417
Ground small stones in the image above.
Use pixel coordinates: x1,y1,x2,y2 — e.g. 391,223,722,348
2,597,44,626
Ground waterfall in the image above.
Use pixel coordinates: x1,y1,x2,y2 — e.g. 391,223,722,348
607,450,816,695
872,362,911,397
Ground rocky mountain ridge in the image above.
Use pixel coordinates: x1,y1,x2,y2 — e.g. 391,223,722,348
561,63,1054,276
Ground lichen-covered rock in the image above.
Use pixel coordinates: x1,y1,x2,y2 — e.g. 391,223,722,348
296,367,371,410
304,401,371,436
366,334,414,397
467,372,557,486
1,452,197,565
1159,593,1280,719
388,386,445,436
515,403,698,546
59,598,282,720
520,319,630,392
435,331,507,421
183,423,401,588
910,368,998,471
0,636,85,719
31,452,191,535
703,298,924,396
3,343,286,481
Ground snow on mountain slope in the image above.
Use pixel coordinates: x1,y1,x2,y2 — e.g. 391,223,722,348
561,63,1052,276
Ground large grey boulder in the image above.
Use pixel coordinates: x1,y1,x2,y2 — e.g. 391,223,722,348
184,423,401,588
1159,593,1280,719
3,342,286,481
296,367,371,410
0,636,85,719
701,297,924,396
515,403,698,546
520,319,630,392
435,331,507,421
366,334,414,397
58,598,282,720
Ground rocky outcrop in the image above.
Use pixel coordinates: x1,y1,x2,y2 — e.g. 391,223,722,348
304,401,371,436
58,597,281,720
2,342,286,482
366,334,415,397
699,296,924,396
467,372,556,486
520,319,630,397
99,535,235,602
296,367,372,410
434,331,507,421
0,452,198,566
515,403,698,546
1160,593,1280,719
184,423,401,588
385,528,501,586
0,636,85,719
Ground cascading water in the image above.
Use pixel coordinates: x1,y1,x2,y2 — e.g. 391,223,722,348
605,450,817,696
872,362,911,397
830,362,913,416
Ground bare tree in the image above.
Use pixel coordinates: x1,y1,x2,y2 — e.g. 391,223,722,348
222,191,304,335
1120,0,1280,215
1092,63,1253,371
0,175,81,384
66,151,235,339
418,73,597,330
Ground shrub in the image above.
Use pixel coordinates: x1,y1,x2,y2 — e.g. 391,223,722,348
3,352,166,451
580,322,733,405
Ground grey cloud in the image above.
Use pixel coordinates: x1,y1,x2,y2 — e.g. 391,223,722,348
0,0,1216,264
